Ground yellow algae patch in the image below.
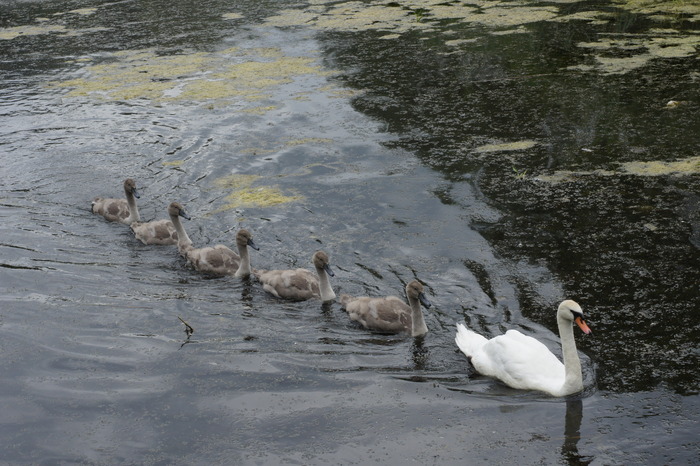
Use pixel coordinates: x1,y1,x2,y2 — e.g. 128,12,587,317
0,24,67,40
475,140,538,153
263,1,565,35
621,157,700,176
537,157,700,183
50,47,328,104
162,160,185,167
445,38,478,46
218,187,302,210
536,170,615,184
574,34,700,74
470,6,559,28
550,10,613,25
213,174,261,189
241,105,278,114
67,8,98,16
612,0,700,18
264,9,319,28
211,174,301,211
222,13,244,20
284,137,333,147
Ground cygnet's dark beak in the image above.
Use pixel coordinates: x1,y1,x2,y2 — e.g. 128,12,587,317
419,292,432,309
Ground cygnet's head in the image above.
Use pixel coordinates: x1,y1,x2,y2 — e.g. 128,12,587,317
124,178,140,199
312,251,334,277
236,229,259,250
168,202,190,220
406,280,431,309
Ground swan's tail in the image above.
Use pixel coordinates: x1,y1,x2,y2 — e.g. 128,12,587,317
90,197,102,214
455,323,488,359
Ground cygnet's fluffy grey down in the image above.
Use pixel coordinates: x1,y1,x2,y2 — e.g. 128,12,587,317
91,178,141,224
169,202,259,277
254,251,336,302
340,280,431,336
130,203,179,245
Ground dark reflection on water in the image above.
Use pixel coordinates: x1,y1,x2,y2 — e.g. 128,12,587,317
1,0,699,464
321,13,700,395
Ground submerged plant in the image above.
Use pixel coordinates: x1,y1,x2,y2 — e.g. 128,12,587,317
512,166,528,180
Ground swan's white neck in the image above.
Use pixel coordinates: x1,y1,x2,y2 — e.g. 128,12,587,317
409,297,428,337
557,315,584,396
125,191,140,223
170,214,193,256
234,244,251,278
317,267,336,302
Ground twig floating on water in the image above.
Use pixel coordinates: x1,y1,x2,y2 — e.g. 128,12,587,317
178,316,194,336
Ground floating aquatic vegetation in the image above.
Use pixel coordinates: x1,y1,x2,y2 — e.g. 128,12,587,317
49,47,329,110
621,157,700,176
264,1,561,34
211,174,302,212
0,24,67,40
612,0,700,20
536,157,700,183
66,8,98,16
469,6,559,28
572,33,700,74
475,140,538,153
284,137,333,147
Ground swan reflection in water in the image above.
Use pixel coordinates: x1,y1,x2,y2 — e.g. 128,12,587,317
562,398,593,465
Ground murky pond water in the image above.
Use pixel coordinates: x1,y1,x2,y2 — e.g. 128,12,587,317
1,0,698,464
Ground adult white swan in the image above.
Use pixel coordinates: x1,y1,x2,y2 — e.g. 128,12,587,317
340,280,431,336
455,300,592,397
168,202,259,278
254,251,336,302
91,178,141,224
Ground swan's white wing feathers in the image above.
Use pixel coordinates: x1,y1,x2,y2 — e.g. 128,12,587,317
473,329,565,392
455,323,489,358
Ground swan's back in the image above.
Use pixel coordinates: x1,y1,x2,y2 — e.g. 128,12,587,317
476,330,564,391
92,198,131,223
456,323,565,393
254,251,334,301
255,268,320,301
341,295,411,333
187,244,240,276
131,219,178,245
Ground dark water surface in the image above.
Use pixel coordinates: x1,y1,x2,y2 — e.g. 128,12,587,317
1,0,698,464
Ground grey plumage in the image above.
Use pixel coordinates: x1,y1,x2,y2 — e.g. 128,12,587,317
254,251,336,302
91,178,141,224
340,280,431,336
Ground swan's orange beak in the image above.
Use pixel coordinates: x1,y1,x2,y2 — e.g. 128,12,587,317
575,316,592,335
